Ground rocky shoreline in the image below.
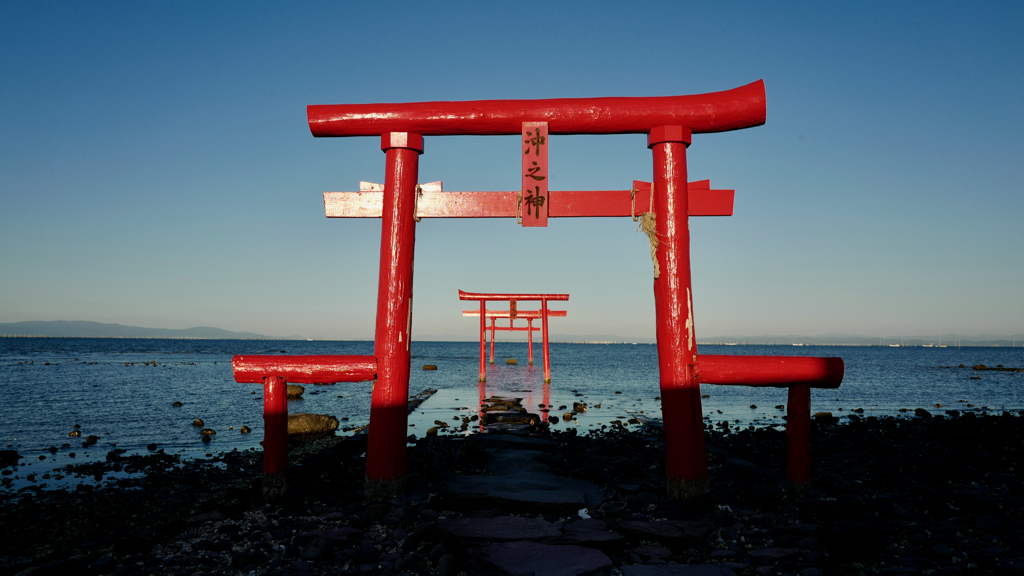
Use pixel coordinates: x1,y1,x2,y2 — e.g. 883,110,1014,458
2,411,1023,576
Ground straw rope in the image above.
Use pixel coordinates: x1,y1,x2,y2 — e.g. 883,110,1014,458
516,191,523,224
631,186,660,278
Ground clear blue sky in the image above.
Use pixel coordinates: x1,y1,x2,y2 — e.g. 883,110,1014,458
1,1,1021,340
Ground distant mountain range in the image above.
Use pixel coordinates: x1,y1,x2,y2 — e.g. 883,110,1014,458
0,320,274,339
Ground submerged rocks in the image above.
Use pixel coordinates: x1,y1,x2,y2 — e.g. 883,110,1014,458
286,384,305,398
192,418,204,427
973,364,1024,372
240,425,251,434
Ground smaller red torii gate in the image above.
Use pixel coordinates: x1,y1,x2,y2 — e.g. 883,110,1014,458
458,290,568,383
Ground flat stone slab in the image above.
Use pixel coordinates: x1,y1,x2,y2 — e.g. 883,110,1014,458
621,565,739,576
485,449,553,474
747,547,799,560
553,519,626,547
633,544,672,559
615,520,709,542
466,433,559,450
451,471,603,513
438,516,562,541
476,541,612,576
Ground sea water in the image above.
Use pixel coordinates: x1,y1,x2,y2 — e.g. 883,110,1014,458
1,338,1022,493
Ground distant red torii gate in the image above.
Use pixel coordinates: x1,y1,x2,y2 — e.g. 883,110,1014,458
232,80,845,500
458,290,568,383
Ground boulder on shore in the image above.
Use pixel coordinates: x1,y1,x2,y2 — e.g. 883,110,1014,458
286,384,305,398
287,413,339,436
0,450,20,467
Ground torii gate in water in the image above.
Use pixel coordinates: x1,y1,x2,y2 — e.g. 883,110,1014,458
234,80,844,500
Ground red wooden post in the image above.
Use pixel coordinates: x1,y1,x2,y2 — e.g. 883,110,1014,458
527,318,534,365
478,300,487,381
263,375,288,497
649,125,708,498
489,317,496,364
541,299,551,383
365,132,422,500
542,380,551,422
787,383,812,483
478,379,487,431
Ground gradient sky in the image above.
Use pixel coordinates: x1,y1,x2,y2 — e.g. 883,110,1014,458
1,1,1022,340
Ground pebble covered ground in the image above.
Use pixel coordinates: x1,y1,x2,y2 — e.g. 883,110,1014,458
1,410,1023,576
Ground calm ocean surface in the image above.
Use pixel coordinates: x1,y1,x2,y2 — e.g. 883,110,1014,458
2,338,1023,492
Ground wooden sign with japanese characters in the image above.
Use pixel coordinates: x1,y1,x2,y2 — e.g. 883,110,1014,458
521,122,548,227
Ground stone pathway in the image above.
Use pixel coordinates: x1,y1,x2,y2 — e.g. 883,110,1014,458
440,396,738,576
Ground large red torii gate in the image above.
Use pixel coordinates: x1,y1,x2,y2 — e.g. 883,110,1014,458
234,80,845,500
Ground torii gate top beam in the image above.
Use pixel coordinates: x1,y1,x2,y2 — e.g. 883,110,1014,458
458,290,569,302
308,80,766,137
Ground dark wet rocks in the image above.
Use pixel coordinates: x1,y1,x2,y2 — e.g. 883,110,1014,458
0,450,20,467
5,414,1024,576
972,364,1024,372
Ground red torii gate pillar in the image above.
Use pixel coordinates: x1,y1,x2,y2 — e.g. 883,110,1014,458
365,132,423,498
649,125,709,496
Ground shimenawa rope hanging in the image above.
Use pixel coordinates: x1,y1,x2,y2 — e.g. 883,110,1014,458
631,186,660,278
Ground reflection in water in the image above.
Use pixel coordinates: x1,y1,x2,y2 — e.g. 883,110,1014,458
474,375,552,430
